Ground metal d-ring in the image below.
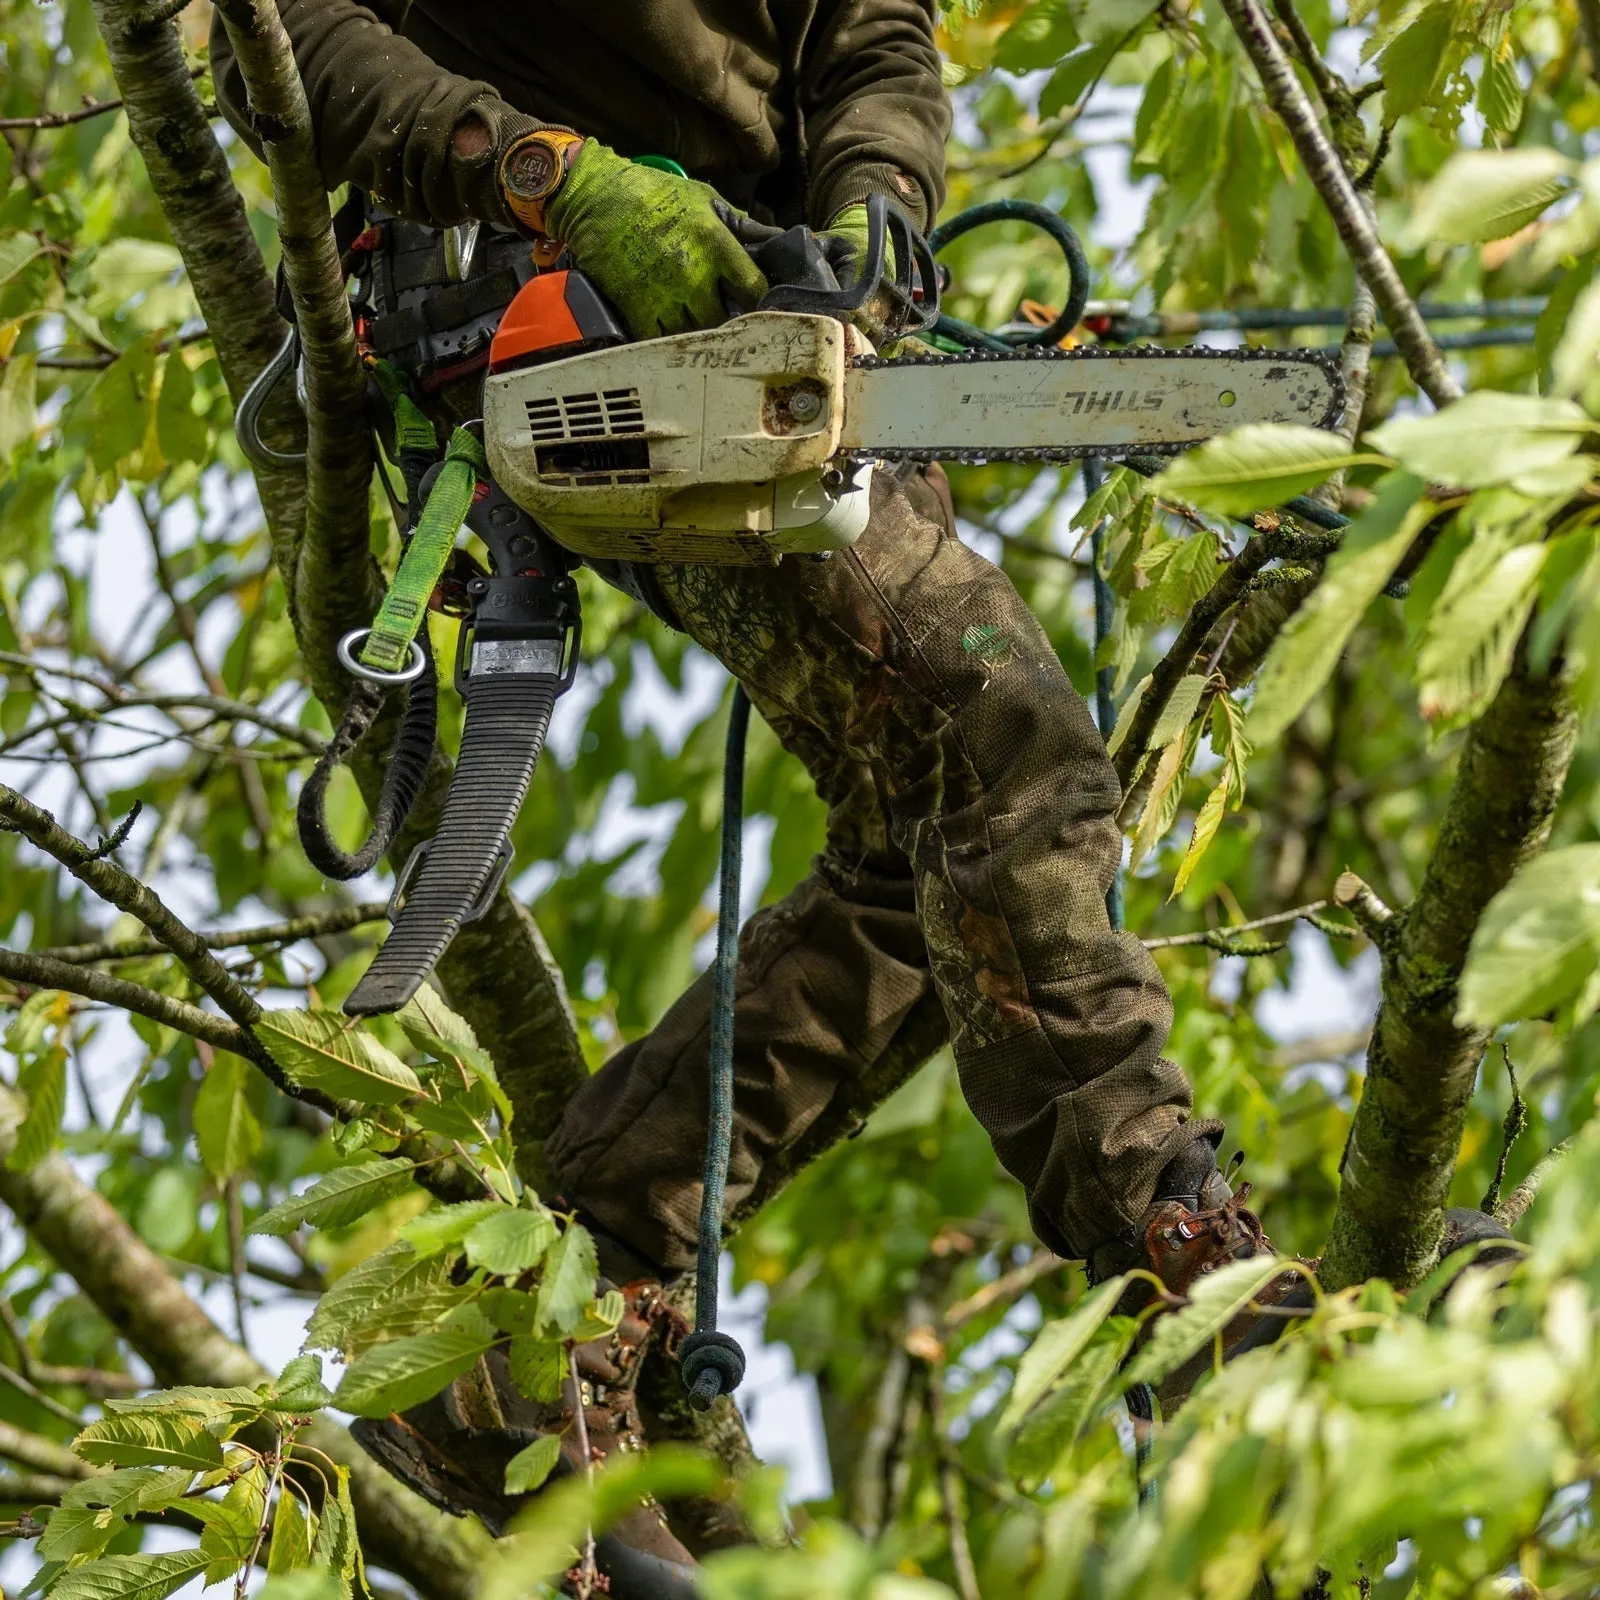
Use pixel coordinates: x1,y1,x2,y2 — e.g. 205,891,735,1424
336,628,428,686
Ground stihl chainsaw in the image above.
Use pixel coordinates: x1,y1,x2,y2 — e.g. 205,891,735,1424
283,194,1341,1015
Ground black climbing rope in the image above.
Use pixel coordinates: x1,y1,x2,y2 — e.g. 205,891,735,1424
679,684,751,1412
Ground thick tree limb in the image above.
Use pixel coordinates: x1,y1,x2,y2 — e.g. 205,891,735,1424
1319,651,1578,1290
0,1081,489,1597
1218,0,1461,408
86,0,306,546
0,1419,94,1480
0,1469,88,1503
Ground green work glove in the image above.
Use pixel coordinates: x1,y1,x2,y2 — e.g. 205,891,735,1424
820,203,903,343
544,141,770,339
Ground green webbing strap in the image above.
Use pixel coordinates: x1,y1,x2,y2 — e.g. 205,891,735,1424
368,358,438,457
359,426,486,675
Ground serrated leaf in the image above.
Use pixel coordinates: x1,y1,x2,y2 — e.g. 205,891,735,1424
1008,1319,1136,1481
333,1325,499,1417
1147,674,1208,750
1378,4,1452,116
569,1289,626,1342
342,1278,483,1357
74,1411,226,1472
1368,393,1593,489
265,1353,333,1414
0,350,37,468
256,1009,422,1105
396,987,504,1116
250,1159,416,1237
508,1336,569,1403
9,1043,66,1171
504,1434,563,1496
1552,275,1600,400
47,1548,212,1600
1150,425,1370,517
1401,148,1572,247
401,1199,508,1258
1136,527,1221,620
155,346,208,467
466,1204,558,1277
194,1053,261,1183
1038,39,1120,118
1121,1255,1290,1387
535,1225,599,1337
1247,474,1429,744
304,1243,453,1352
1458,846,1600,1027
1105,674,1149,757
1130,719,1199,872
196,1465,268,1582
0,233,44,286
309,1465,359,1600
1476,48,1523,134
268,1487,314,1574
1172,775,1229,897
43,1469,193,1560
999,1275,1128,1433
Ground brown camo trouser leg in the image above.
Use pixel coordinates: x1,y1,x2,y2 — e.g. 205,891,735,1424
544,466,1197,1269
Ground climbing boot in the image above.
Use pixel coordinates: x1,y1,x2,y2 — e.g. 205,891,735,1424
350,1268,701,1599
1092,1125,1297,1414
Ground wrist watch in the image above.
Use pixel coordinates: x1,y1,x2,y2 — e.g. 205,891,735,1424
500,129,587,237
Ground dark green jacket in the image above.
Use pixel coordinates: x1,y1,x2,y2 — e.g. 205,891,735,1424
210,0,950,235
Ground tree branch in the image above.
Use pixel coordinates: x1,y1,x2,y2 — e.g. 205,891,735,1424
0,946,249,1054
0,1080,489,1598
1495,1138,1573,1230
0,1469,88,1504
1319,649,1578,1290
0,1419,95,1481
1218,0,1461,407
37,903,390,964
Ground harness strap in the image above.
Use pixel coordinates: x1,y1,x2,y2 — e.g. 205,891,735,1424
359,426,486,677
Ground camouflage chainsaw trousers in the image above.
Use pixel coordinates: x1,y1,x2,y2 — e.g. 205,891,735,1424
544,463,1200,1268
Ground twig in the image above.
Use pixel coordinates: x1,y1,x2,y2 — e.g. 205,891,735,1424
1141,899,1339,950
86,803,141,861
926,1372,982,1600
36,902,389,964
0,65,205,130
942,1249,1062,1331
1216,0,1462,407
0,1359,87,1429
1495,1138,1572,1230
566,1352,598,1596
1481,1043,1527,1216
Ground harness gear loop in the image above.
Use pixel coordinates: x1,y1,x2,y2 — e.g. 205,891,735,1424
680,684,751,1411
347,426,487,679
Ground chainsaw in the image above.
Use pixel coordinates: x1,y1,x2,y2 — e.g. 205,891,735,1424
295,194,1342,1015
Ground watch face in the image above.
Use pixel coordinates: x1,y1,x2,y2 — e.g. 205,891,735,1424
504,138,559,200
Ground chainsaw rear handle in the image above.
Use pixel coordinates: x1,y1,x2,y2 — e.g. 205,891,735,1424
753,192,941,340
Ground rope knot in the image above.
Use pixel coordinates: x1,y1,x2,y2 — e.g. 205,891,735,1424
679,1329,745,1412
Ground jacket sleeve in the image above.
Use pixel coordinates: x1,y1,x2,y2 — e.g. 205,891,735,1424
209,0,550,229
799,0,950,233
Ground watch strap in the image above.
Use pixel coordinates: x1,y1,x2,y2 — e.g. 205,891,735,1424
500,129,586,237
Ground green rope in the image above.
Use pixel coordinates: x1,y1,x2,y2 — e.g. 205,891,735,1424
359,426,485,676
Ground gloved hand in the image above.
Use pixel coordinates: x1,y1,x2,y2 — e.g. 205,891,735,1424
819,202,902,342
540,141,769,339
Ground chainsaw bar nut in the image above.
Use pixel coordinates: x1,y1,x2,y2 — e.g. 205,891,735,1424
764,379,829,434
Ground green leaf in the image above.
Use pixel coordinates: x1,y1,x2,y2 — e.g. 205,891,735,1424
1458,846,1600,1026
1038,40,1120,118
534,1224,599,1336
196,1465,269,1582
0,233,44,286
86,336,158,468
994,0,1080,72
401,1199,508,1257
1129,718,1200,872
1008,1319,1136,1481
1121,1255,1291,1387
396,986,503,1102
504,1434,563,1495
1105,674,1149,756
1247,473,1429,743
250,1158,417,1237
333,1325,500,1418
8,1043,66,1171
304,1242,454,1351
998,1275,1128,1432
268,1487,314,1574
569,1289,627,1342
155,347,208,467
0,351,37,470
47,1548,213,1600
1149,425,1369,517
265,1353,334,1414
1552,274,1600,400
41,1468,194,1560
1172,775,1229,897
508,1336,569,1403
256,1008,423,1105
1378,4,1453,116
74,1410,227,1472
1400,148,1573,247
1476,48,1523,134
1368,393,1594,490
308,1465,359,1600
466,1204,559,1277
1147,673,1208,750
194,1053,262,1183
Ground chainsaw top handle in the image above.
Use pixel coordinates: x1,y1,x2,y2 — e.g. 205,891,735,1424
751,192,941,340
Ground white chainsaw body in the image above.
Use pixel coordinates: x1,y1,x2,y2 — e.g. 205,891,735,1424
483,312,873,566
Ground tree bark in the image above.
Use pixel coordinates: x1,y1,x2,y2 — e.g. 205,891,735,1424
1319,650,1578,1290
0,1081,489,1598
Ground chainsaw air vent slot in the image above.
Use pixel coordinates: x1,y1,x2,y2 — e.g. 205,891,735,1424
535,438,651,479
525,387,646,443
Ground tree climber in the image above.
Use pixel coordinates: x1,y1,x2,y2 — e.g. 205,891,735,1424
211,1,1278,1583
